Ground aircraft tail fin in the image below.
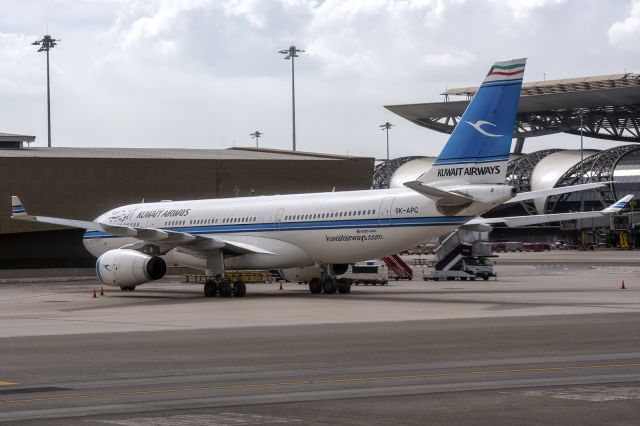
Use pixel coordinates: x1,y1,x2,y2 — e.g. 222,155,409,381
602,194,634,213
421,58,526,186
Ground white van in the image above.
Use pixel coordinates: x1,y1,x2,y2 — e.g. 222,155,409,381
341,261,389,285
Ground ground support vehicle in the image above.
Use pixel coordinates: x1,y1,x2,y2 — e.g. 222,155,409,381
341,261,389,286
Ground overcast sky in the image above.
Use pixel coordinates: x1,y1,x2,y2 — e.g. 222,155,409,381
0,0,639,159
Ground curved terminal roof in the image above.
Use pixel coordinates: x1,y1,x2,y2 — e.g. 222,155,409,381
389,158,435,188
386,74,640,142
530,150,600,213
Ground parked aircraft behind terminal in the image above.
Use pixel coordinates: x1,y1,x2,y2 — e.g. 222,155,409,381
11,58,630,297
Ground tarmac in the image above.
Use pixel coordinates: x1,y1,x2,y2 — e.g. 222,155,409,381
1,250,639,424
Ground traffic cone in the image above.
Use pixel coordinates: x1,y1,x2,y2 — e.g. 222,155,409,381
92,288,97,298
100,287,104,296
279,282,283,291
621,280,626,290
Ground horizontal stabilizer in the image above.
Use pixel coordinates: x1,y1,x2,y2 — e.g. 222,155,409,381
403,181,473,206
506,182,609,204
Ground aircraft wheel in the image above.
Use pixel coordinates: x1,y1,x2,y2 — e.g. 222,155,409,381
233,281,247,297
120,286,135,291
323,277,337,294
337,278,351,294
217,279,232,297
204,281,217,297
309,277,323,294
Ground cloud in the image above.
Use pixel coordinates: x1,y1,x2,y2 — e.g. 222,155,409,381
504,0,567,20
608,0,640,48
0,0,637,160
422,51,475,68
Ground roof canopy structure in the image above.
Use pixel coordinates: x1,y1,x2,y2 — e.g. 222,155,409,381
385,74,640,144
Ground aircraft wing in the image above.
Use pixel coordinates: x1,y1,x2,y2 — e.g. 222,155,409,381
468,194,633,228
11,196,273,256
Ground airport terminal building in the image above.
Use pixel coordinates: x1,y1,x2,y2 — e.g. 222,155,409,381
0,136,374,270
379,73,640,246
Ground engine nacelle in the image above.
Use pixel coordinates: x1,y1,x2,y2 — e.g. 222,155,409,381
329,263,349,276
96,249,166,287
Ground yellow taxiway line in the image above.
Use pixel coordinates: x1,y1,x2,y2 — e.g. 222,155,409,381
0,382,17,386
2,362,640,404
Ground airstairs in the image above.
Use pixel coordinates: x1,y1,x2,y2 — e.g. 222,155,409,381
423,229,495,281
434,231,472,271
381,254,413,280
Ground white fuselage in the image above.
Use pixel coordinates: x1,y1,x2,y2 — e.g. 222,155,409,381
83,187,495,271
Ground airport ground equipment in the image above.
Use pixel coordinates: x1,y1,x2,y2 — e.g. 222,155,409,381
423,230,496,281
184,270,272,284
341,261,389,286
382,254,413,280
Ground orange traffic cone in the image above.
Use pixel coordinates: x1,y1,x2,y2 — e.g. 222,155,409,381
279,282,283,291
621,280,626,290
100,287,104,296
92,288,97,298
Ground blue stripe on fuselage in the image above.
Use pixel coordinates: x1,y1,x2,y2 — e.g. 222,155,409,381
83,216,473,239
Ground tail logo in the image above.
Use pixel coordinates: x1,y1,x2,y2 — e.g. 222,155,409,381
466,120,503,138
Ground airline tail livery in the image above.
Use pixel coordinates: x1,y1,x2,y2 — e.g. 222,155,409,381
422,58,526,185
11,58,625,297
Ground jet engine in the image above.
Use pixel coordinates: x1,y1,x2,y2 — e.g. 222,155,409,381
96,249,166,288
329,263,349,275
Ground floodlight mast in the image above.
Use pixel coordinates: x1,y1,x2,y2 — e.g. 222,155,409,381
379,122,393,188
250,131,263,148
32,34,59,148
278,45,304,152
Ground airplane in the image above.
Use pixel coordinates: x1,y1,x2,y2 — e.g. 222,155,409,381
10,58,629,297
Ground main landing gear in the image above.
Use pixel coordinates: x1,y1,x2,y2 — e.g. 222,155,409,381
308,274,352,295
203,278,247,298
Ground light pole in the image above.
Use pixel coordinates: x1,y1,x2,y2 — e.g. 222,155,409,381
380,122,393,188
250,131,263,148
278,45,304,151
578,109,586,247
579,110,585,211
32,34,59,148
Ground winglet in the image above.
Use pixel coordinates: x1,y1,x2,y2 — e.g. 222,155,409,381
11,196,30,219
602,194,634,213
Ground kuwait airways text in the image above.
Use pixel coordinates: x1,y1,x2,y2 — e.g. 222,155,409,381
437,165,500,177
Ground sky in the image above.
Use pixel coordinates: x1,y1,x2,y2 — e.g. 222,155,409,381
0,0,639,159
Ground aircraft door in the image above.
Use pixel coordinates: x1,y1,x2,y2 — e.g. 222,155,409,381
378,196,394,227
274,208,284,231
